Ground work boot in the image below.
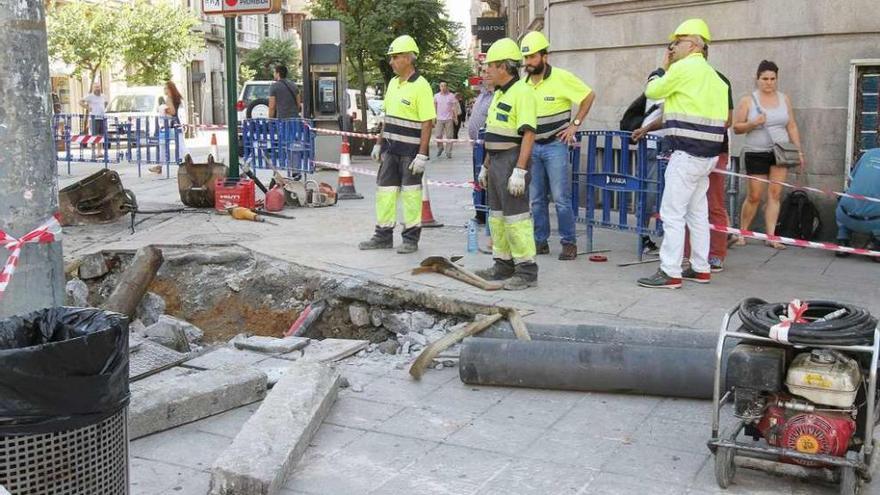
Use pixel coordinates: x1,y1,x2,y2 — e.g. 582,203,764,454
535,241,550,255
558,243,577,261
474,260,515,281
835,238,851,258
358,236,392,250
396,241,418,254
504,262,538,290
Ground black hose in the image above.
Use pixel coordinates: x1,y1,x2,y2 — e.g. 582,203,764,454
738,298,877,346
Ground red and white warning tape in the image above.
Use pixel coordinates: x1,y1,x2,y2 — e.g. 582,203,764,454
712,224,880,257
768,299,809,343
185,123,228,131
0,214,63,301
713,168,880,205
307,126,481,144
311,160,474,189
71,134,104,145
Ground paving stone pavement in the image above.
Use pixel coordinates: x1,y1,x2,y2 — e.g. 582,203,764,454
54,141,880,494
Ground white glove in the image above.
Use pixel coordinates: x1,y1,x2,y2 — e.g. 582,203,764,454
370,144,382,162
478,165,489,189
507,167,527,197
409,154,428,175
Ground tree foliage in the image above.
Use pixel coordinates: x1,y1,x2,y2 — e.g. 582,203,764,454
47,0,202,88
310,0,469,130
47,1,120,90
241,38,300,81
120,1,204,85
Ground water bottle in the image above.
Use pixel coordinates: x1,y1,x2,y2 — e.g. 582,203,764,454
467,218,478,253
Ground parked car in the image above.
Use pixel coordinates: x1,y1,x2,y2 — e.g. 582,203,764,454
104,86,175,144
344,89,381,132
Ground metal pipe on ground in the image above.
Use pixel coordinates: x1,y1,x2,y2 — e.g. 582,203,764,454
460,323,736,400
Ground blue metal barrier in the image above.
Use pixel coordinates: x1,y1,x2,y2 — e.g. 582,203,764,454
472,130,487,218
241,118,315,176
570,130,666,259
132,115,183,178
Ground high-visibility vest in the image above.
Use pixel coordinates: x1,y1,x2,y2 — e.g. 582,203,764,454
525,65,591,143
382,70,436,156
484,76,537,152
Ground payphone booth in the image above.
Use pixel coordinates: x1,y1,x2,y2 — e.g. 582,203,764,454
302,20,345,163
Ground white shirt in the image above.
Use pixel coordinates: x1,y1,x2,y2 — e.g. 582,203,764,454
83,93,105,116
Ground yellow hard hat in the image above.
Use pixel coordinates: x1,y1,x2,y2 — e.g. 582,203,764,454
669,18,712,42
485,38,522,64
387,35,419,56
520,31,549,56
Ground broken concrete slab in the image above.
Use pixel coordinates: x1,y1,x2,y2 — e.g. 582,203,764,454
209,362,341,495
144,315,191,353
78,252,109,279
65,278,89,306
348,303,370,327
129,335,188,381
129,366,267,439
233,335,310,354
286,338,369,363
136,292,166,327
182,347,268,370
251,358,299,388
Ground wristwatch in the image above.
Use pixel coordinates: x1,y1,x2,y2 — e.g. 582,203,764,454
572,119,581,127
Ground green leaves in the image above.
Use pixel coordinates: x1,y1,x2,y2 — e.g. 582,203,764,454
47,0,204,87
241,38,299,81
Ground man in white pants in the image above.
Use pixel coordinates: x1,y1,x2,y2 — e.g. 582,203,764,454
637,18,730,289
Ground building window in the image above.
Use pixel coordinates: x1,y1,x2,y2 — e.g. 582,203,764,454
264,15,270,38
237,17,243,31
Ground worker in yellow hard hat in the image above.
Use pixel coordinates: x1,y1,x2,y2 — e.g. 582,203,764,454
360,35,436,254
520,30,595,261
474,38,539,290
637,18,730,289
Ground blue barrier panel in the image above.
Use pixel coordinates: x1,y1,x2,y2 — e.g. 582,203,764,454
570,130,666,260
53,114,135,174
472,129,487,218
242,118,314,177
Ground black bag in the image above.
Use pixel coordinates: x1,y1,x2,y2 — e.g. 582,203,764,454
776,190,822,240
0,307,129,434
620,94,661,132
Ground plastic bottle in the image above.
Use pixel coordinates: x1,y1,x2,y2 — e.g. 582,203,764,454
467,218,478,253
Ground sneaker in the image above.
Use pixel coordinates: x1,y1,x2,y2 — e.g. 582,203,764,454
835,239,851,258
558,243,577,261
475,263,515,281
503,274,537,291
681,267,711,284
396,242,418,254
358,237,393,250
536,241,550,255
637,269,682,289
708,256,724,272
642,236,660,255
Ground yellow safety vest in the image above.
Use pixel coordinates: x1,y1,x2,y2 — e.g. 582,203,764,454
484,76,537,152
525,65,591,143
382,70,436,155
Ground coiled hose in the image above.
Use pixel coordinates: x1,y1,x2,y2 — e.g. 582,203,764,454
739,298,877,346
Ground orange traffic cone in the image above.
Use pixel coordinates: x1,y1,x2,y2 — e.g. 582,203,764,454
336,140,363,200
420,174,443,228
210,132,219,161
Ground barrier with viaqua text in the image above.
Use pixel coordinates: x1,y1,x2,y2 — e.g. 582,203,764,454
570,131,667,260
241,118,315,177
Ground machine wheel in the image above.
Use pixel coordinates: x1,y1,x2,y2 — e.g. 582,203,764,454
714,445,736,489
840,452,862,495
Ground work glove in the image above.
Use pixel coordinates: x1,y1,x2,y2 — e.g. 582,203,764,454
477,165,489,189
370,144,382,162
409,154,428,175
507,167,527,197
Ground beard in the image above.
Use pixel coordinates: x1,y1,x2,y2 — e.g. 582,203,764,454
525,61,545,74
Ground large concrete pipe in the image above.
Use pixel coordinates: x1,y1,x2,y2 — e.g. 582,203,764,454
481,321,718,347
460,336,732,399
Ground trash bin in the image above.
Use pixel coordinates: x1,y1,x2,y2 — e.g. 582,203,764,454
0,307,130,495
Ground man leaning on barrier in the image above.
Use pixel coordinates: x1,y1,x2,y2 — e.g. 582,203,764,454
360,35,436,254
636,19,729,289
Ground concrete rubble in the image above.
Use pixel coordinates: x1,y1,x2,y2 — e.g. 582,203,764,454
233,334,310,354
64,278,89,307
143,315,197,353
209,362,342,495
135,291,166,326
77,252,109,279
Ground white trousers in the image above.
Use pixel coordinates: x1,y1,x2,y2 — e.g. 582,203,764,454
659,150,717,278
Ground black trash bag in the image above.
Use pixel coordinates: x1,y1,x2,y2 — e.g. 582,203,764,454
0,307,129,435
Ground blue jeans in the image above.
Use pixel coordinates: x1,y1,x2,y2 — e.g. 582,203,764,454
836,204,880,240
529,140,575,245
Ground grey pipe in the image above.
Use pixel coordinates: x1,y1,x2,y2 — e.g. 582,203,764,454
481,321,717,348
460,337,733,399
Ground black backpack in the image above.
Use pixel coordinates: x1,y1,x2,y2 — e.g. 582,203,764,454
776,190,822,240
619,94,661,132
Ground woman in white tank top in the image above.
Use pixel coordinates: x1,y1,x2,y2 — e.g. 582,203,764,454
732,60,805,249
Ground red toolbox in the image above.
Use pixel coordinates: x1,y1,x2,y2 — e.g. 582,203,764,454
214,178,255,211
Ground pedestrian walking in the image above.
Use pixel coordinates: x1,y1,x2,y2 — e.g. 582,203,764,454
474,38,539,290
434,81,457,158
269,64,301,119
520,31,595,260
468,67,495,225
732,60,805,250
360,35,435,254
163,81,184,125
453,93,466,139
80,83,106,155
636,19,730,289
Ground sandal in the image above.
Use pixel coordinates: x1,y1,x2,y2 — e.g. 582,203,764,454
733,235,746,247
765,241,787,250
